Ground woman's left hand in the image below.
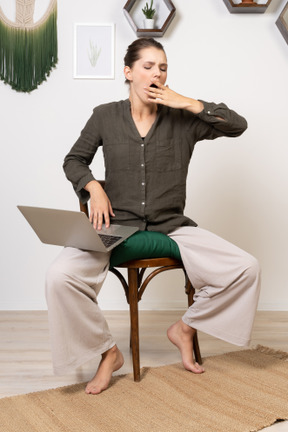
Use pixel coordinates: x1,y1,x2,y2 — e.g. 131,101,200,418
144,79,204,114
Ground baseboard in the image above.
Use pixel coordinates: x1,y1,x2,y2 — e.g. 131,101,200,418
1,300,288,311
99,300,188,311
257,301,288,311
0,301,48,311
100,300,288,311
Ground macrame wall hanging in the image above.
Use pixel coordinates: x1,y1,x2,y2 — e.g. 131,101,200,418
0,0,58,92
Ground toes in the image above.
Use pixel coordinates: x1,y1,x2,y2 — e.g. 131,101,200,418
85,385,99,395
85,382,108,395
183,361,205,374
192,362,205,374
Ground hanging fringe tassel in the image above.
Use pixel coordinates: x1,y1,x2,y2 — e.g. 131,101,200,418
0,2,58,92
254,344,288,360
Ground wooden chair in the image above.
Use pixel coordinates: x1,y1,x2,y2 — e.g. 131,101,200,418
79,190,202,382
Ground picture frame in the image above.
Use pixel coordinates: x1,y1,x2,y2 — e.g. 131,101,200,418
73,23,115,79
276,1,288,45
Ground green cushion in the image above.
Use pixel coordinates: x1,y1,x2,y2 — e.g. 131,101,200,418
110,231,181,268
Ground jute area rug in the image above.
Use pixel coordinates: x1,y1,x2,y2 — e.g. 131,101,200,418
1,346,288,432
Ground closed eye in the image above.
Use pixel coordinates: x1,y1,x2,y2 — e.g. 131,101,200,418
143,63,167,72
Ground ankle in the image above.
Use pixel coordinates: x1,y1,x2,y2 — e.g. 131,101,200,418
102,345,117,359
180,320,195,336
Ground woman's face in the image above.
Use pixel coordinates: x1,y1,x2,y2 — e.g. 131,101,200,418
125,47,168,103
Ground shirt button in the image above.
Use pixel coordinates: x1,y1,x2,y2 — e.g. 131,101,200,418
142,202,145,205
142,182,145,186
207,110,211,114
141,144,144,147
141,164,144,167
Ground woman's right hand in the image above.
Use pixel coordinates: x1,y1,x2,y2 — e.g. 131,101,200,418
84,180,115,230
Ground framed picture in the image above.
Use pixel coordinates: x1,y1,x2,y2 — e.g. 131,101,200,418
276,1,288,45
74,23,115,79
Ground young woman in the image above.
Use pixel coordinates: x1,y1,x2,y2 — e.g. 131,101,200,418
46,38,260,395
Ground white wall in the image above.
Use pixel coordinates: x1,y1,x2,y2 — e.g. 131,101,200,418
1,0,288,311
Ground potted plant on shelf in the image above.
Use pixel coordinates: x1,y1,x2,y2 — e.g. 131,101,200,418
142,0,156,29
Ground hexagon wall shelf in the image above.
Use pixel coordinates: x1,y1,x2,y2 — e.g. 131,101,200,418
123,0,176,37
223,0,272,13
276,1,288,45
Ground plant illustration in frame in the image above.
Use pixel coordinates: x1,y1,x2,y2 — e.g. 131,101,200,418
74,23,114,79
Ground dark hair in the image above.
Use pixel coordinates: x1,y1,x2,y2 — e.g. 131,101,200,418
124,38,165,84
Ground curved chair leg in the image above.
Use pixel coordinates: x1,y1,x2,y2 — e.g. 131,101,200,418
127,268,141,382
193,331,202,365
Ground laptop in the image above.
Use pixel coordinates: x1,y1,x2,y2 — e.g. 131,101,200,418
17,206,139,252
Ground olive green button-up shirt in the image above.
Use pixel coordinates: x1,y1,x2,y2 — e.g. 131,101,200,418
63,99,247,234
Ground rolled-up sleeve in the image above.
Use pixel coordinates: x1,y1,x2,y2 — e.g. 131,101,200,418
197,100,248,137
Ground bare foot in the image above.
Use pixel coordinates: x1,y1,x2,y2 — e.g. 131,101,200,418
167,320,205,374
85,345,124,395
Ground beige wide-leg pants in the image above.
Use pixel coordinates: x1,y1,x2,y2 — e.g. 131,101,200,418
46,247,112,375
168,227,261,347
45,227,260,375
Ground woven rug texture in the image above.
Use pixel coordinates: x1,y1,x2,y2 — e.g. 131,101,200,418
0,346,288,432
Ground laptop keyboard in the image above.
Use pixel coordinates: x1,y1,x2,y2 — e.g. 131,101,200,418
98,234,122,248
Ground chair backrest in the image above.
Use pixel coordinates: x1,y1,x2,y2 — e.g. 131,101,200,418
79,201,89,217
